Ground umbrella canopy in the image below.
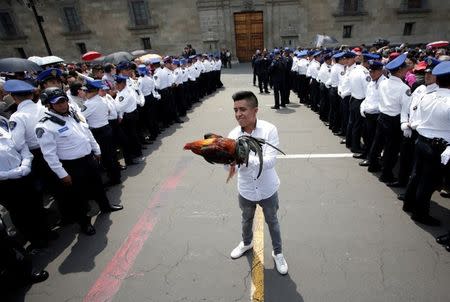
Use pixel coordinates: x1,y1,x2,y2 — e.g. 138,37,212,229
82,51,102,61
426,41,449,49
102,51,134,64
0,57,43,73
313,34,338,47
40,55,64,66
28,56,43,65
137,53,162,64
131,49,149,57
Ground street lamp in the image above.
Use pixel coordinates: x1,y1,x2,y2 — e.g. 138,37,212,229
25,0,52,55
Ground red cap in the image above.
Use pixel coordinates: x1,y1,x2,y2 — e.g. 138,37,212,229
413,61,427,73
389,52,400,61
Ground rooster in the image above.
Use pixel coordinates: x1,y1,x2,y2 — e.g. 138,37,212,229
184,133,285,182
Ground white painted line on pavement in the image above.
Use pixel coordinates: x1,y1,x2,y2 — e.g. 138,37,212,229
277,153,354,159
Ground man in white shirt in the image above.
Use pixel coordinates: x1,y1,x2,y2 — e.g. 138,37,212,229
328,52,346,133
228,91,288,275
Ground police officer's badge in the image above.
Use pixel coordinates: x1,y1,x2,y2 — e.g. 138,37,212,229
406,89,412,96
51,69,58,77
8,121,17,131
119,96,124,102
366,76,371,82
35,127,45,138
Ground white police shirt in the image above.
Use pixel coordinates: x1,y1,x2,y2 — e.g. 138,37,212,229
9,99,45,151
308,60,321,80
327,63,345,88
127,78,145,107
291,57,299,73
360,74,386,115
115,87,137,118
154,67,174,90
35,110,100,179
173,67,183,85
409,83,439,128
317,63,332,87
181,67,189,83
415,88,450,142
349,64,370,100
0,116,33,180
378,75,411,123
228,119,280,202
215,59,222,70
297,58,309,75
138,75,156,97
83,94,110,129
103,94,118,120
338,63,356,98
187,65,196,81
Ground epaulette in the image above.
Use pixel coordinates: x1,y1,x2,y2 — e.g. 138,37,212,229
41,113,66,126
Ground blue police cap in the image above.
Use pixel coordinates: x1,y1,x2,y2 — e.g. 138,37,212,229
4,79,36,94
180,58,187,65
137,64,147,75
274,49,280,55
101,84,110,90
149,58,161,65
363,53,381,60
432,61,450,77
284,47,290,52
385,53,407,71
323,53,332,60
37,68,62,83
332,52,344,59
85,79,104,90
116,61,131,71
172,59,180,66
342,51,357,59
188,55,196,60
425,57,441,72
307,50,315,57
299,50,308,57
313,51,322,57
114,74,129,83
368,60,384,71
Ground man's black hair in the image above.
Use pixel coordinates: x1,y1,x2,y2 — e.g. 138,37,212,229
104,63,115,73
69,82,84,96
436,74,450,88
232,91,258,108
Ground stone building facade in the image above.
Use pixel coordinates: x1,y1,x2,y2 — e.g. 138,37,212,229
0,0,449,62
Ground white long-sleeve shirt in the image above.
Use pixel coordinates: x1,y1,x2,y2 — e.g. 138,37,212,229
409,83,439,128
228,119,280,202
9,99,45,150
35,110,100,179
360,74,386,115
349,65,370,99
378,75,411,123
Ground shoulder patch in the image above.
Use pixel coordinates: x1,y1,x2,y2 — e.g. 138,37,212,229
406,89,412,96
119,96,124,102
0,119,8,131
366,76,371,82
39,116,49,123
8,121,17,131
35,127,45,138
81,105,87,112
154,76,158,80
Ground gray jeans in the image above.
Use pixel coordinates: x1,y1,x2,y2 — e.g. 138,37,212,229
239,192,283,254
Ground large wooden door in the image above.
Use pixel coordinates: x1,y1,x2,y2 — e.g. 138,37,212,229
234,11,263,62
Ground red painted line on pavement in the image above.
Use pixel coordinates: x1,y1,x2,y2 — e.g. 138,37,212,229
83,165,188,302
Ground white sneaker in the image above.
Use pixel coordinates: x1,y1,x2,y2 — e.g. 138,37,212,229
272,251,288,275
230,241,253,259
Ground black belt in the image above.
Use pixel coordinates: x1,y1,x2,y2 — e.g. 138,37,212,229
60,154,92,164
418,134,448,148
90,124,109,132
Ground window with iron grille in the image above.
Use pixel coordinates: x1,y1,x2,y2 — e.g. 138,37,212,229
63,6,81,32
343,0,359,13
131,1,149,26
142,37,152,49
403,22,414,35
407,0,422,9
0,11,18,37
343,25,352,38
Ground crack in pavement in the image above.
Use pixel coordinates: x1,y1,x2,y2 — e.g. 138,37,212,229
164,241,191,286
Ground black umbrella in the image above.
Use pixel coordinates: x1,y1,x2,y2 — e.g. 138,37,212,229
102,51,134,64
0,57,43,73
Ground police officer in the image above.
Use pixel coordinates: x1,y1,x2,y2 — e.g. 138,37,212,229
35,88,123,235
83,79,121,186
359,60,386,166
114,75,145,166
327,52,346,133
338,51,357,145
307,51,322,112
367,53,412,183
282,48,293,104
403,61,450,226
268,49,286,109
317,52,332,122
137,64,161,141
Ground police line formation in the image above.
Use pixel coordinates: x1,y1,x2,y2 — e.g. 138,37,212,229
252,45,450,251
0,53,223,289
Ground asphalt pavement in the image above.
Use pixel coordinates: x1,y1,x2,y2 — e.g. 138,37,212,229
11,63,450,302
